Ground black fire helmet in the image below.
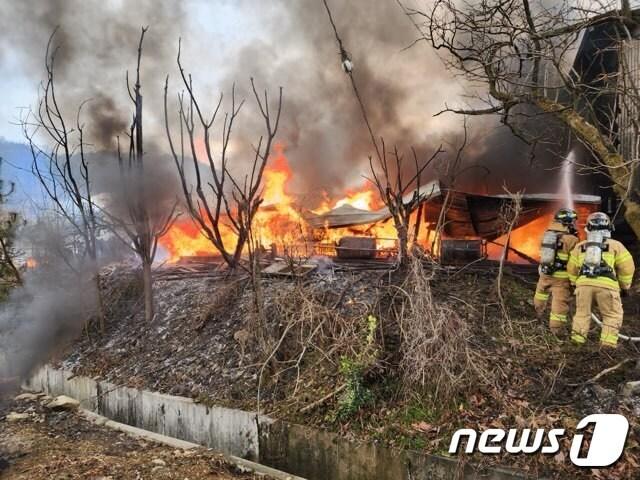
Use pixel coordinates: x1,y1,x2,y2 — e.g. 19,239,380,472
554,208,578,227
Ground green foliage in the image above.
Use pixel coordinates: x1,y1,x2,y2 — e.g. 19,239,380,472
401,403,438,424
335,356,373,420
334,314,379,421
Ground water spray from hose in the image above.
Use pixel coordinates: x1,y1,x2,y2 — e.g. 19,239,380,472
561,150,575,210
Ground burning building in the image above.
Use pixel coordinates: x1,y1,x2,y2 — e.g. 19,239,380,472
303,183,601,264
158,145,601,266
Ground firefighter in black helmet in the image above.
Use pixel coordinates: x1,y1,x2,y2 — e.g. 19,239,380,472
534,208,579,334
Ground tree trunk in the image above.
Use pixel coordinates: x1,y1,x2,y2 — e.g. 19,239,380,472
142,259,154,322
231,235,246,270
623,199,640,238
397,222,409,266
413,204,424,248
94,271,105,332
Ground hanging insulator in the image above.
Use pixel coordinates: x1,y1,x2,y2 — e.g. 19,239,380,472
341,57,353,73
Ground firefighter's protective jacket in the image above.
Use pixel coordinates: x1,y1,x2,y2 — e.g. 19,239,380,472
542,221,579,280
568,238,635,291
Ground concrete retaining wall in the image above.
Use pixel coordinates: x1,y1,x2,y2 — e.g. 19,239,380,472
26,365,532,480
26,365,261,460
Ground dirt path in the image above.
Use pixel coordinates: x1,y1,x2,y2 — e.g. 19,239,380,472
0,394,269,480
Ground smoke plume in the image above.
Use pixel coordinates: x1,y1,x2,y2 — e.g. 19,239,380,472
1,0,584,205
0,224,99,383
175,0,580,200
1,0,188,151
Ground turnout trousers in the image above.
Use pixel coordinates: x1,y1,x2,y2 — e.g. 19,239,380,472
571,285,623,347
534,274,571,333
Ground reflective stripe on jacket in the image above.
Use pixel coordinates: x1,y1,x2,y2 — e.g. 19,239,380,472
567,238,635,291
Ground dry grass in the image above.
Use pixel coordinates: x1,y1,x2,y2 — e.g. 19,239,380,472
252,258,494,412
255,277,372,411
394,256,490,403
252,257,493,413
195,276,248,331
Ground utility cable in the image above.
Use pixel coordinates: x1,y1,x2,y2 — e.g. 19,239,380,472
321,0,383,164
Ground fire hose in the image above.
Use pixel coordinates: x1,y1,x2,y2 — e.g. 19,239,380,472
591,313,640,342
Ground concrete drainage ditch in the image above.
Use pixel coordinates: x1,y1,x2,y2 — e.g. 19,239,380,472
25,365,532,480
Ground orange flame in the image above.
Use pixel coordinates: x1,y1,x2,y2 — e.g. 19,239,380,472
160,144,308,261
487,203,597,264
313,183,384,214
158,143,595,264
159,143,402,262
487,214,553,263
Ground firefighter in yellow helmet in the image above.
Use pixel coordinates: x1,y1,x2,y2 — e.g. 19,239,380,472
534,208,580,334
567,212,635,347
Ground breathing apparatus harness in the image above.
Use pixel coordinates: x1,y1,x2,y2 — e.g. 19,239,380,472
579,230,616,281
540,229,574,275
539,208,578,275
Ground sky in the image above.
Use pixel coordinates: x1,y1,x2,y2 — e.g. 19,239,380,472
1,0,635,211
0,0,475,208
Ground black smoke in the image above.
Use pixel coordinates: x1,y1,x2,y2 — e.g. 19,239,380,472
1,0,585,206
0,0,187,151
195,0,583,201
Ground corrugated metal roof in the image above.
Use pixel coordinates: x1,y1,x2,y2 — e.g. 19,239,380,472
303,182,601,241
303,181,441,229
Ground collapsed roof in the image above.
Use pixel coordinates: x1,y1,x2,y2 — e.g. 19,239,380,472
303,181,601,241
303,180,441,230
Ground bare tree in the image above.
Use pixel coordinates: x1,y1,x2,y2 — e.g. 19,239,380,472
109,27,177,322
21,31,105,329
496,189,523,330
163,40,282,270
401,0,640,237
0,157,20,290
368,142,443,265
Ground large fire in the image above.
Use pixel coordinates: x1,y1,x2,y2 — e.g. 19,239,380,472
158,144,594,264
159,144,398,261
313,183,384,214
160,145,297,260
488,214,554,263
487,203,596,263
